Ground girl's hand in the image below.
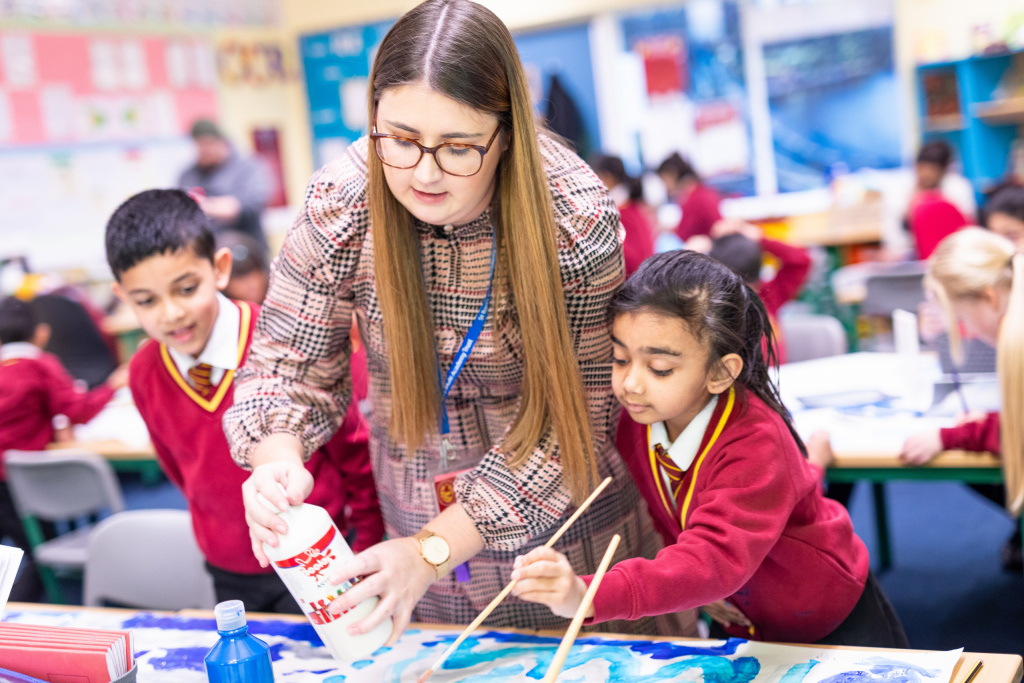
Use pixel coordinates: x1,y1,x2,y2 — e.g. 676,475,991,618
701,600,752,629
510,547,589,619
241,446,314,567
805,430,835,470
899,430,944,465
325,537,435,646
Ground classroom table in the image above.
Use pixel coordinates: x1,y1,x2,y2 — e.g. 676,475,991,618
777,353,1016,574
3,603,1021,683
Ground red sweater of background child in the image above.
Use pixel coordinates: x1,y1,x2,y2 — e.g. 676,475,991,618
129,300,383,575
599,389,869,643
0,350,114,480
758,238,812,364
674,183,723,241
619,201,656,277
941,413,1000,455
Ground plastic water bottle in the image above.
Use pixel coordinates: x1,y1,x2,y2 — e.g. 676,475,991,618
258,493,393,661
204,600,275,682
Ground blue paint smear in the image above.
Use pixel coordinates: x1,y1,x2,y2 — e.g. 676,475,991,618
458,664,526,682
147,646,209,672
415,633,754,682
120,613,323,645
781,660,820,683
818,658,943,683
323,677,346,683
352,660,374,669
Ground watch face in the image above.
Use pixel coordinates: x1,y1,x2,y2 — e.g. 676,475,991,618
422,535,450,565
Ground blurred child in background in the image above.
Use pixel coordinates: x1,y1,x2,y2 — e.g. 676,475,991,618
216,231,270,305
591,154,655,277
0,297,127,601
702,219,811,364
657,153,722,242
985,185,1024,253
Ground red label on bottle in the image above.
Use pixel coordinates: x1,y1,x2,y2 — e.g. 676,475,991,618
273,526,337,583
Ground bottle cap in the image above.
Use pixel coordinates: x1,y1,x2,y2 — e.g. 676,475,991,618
214,600,247,632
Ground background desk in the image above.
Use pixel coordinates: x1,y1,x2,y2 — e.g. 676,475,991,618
3,604,1020,683
45,440,162,485
777,353,1014,573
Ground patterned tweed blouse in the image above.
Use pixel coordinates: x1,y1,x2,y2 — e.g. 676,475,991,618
224,135,661,632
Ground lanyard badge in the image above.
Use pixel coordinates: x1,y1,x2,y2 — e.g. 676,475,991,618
430,229,496,582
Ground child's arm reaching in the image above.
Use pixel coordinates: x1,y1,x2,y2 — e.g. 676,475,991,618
510,547,591,619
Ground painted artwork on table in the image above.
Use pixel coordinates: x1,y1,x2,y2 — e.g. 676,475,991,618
0,608,961,683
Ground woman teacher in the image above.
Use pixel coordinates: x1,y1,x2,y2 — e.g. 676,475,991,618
224,0,662,643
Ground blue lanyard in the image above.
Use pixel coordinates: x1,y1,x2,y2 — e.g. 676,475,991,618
437,230,497,441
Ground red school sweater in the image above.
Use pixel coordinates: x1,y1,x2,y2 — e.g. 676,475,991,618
595,388,869,643
129,300,384,575
758,238,812,365
619,201,656,277
0,351,114,480
940,413,1000,455
674,183,723,241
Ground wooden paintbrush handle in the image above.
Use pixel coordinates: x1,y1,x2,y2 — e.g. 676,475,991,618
541,533,621,683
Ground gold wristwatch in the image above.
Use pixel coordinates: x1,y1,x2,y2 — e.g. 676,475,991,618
413,529,451,579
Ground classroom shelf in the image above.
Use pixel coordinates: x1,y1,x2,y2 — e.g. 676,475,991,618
974,97,1024,125
922,115,965,132
916,49,1024,204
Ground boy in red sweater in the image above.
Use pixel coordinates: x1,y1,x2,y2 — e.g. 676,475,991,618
0,297,127,601
706,219,811,364
511,250,907,646
104,189,384,613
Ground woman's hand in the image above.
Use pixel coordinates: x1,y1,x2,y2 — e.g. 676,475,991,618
509,546,589,619
701,600,752,629
325,537,436,646
240,434,313,567
899,430,944,465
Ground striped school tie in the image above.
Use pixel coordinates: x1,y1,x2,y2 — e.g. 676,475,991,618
653,443,684,501
187,362,214,397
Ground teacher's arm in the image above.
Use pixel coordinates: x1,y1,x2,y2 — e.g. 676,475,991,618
223,155,367,564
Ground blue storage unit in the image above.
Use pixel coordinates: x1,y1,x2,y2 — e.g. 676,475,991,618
916,50,1024,202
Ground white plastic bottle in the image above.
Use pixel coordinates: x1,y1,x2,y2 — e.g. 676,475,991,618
258,494,393,661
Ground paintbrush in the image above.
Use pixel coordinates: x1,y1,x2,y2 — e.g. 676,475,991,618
956,659,984,683
417,476,613,683
540,533,621,683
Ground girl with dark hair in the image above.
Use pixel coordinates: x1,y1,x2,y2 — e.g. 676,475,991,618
591,154,654,276
657,152,722,241
986,185,1024,252
512,250,908,646
225,0,667,642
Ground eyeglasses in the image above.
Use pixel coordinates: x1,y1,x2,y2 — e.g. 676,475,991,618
370,112,502,177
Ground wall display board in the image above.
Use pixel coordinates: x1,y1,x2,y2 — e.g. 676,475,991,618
0,31,217,273
299,20,393,170
763,27,903,192
620,1,753,196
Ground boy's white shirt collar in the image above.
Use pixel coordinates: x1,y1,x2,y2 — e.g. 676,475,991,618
649,393,720,503
167,293,240,386
0,342,41,361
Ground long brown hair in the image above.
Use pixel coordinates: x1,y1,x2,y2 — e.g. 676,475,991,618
928,228,1024,516
366,0,597,502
